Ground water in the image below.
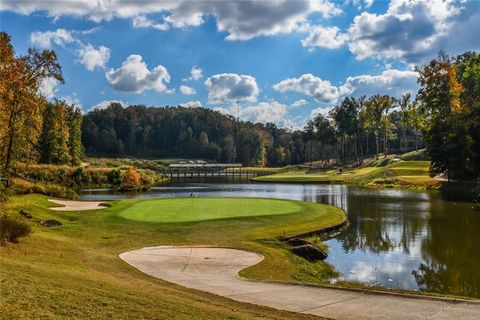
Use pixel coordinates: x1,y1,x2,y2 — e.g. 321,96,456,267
80,183,480,298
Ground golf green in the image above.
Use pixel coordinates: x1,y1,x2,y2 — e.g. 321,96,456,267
117,197,303,223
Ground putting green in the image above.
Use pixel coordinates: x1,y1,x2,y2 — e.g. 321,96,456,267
117,197,303,223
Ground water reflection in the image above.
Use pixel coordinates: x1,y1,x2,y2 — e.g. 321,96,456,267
80,183,480,297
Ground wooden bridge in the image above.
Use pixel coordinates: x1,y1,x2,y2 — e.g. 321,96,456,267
165,163,272,182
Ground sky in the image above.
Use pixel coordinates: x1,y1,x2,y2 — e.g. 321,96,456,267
1,0,479,129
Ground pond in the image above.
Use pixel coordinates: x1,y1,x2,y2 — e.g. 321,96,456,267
80,183,480,298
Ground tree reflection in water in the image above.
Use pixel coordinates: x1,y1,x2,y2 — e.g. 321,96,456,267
321,188,480,298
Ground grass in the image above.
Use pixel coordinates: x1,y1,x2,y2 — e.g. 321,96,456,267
253,158,440,190
118,197,302,223
0,194,345,319
254,167,380,183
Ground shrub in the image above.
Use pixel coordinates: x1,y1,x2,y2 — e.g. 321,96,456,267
121,167,141,189
0,213,31,245
108,168,123,188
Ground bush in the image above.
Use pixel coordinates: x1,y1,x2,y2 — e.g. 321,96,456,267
10,178,78,199
121,167,141,189
0,213,31,245
108,168,123,188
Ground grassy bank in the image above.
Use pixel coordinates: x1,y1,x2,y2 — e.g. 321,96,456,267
253,159,440,190
0,195,345,319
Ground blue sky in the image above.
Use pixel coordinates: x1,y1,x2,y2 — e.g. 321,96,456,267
1,0,479,129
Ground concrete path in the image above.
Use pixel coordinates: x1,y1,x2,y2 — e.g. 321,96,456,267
120,246,480,320
48,199,107,211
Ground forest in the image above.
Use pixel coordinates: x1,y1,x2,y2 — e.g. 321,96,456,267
1,30,479,181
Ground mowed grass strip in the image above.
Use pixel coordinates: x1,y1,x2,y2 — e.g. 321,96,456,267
117,197,301,222
1,194,344,319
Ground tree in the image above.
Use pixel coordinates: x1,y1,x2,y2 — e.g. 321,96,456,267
67,104,84,165
122,167,141,189
108,168,123,188
397,93,412,152
365,95,394,159
416,53,469,180
0,32,63,175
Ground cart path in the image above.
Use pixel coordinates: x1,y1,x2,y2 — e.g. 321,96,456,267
120,246,480,320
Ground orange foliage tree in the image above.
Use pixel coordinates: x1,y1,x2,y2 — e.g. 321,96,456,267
121,167,141,188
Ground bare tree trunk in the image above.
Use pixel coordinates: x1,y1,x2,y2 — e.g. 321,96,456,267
375,131,379,160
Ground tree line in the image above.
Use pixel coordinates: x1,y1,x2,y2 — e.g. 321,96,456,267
0,32,83,177
82,104,304,167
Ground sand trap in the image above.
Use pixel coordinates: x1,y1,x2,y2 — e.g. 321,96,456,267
48,199,107,211
120,246,480,320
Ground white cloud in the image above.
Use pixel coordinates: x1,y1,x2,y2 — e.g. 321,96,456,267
38,77,60,98
274,68,418,105
179,85,196,95
105,55,171,93
180,100,202,108
364,0,374,8
273,73,347,103
347,0,479,63
302,25,348,50
61,95,82,109
76,44,110,71
132,15,169,30
205,73,259,104
311,106,332,119
30,28,74,49
183,66,203,81
215,101,288,124
291,99,309,108
90,100,127,111
344,69,418,98
240,101,288,124
4,0,342,41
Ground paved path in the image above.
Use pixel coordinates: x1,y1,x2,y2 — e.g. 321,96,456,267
120,246,480,320
48,199,107,211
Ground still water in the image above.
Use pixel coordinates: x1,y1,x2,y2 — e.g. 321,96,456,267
81,183,480,298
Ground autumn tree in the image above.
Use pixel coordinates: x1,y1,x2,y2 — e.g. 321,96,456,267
416,53,469,180
0,32,63,176
122,167,141,189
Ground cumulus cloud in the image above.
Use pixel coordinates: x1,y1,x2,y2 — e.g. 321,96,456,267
205,73,259,104
311,106,332,119
4,0,341,41
179,85,196,95
274,68,418,105
215,101,288,124
106,55,171,93
273,73,347,103
61,95,82,109
90,100,127,111
344,69,418,98
302,25,348,50
76,44,110,71
30,28,74,49
291,99,309,108
180,100,202,108
183,66,203,81
240,101,288,124
38,77,60,98
347,0,480,63
132,15,169,30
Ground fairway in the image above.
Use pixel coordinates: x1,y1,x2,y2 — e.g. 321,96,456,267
117,197,302,222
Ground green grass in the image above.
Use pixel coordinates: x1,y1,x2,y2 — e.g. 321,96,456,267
0,194,345,319
253,159,439,189
118,197,302,223
254,167,380,183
